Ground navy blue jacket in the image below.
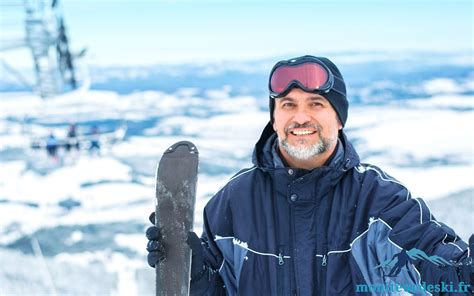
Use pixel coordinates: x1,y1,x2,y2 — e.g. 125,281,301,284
198,122,468,295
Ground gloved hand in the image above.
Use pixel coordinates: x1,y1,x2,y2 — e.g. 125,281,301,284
145,212,165,267
457,234,474,293
186,231,208,284
146,212,208,283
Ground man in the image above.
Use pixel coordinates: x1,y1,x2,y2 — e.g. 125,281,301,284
147,55,472,295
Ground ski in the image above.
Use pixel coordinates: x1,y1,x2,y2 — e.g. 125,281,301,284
154,141,199,296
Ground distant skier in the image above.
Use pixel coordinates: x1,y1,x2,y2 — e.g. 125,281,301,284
45,132,59,159
88,125,100,155
65,123,79,152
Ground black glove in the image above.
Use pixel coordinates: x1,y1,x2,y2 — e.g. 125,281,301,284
146,212,165,268
145,212,208,284
457,234,474,293
186,231,208,283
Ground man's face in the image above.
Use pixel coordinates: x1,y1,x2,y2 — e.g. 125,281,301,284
272,88,342,161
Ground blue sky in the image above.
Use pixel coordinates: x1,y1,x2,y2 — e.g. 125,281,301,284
58,0,473,65
2,0,473,66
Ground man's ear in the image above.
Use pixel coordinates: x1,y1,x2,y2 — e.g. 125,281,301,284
272,117,277,131
337,117,343,130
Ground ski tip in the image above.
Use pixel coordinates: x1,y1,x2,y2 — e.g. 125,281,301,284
164,141,199,155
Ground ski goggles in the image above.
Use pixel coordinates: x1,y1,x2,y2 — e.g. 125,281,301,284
268,56,345,99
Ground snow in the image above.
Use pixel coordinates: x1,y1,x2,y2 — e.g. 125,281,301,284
347,100,473,199
115,233,148,256
422,78,474,95
0,89,472,236
406,94,474,110
385,165,473,199
1,157,131,205
65,231,84,245
350,106,473,164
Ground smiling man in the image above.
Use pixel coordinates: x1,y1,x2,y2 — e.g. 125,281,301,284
147,55,472,295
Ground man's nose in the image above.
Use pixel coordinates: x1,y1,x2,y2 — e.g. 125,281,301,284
292,109,312,124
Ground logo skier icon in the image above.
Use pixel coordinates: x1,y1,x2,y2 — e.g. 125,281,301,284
375,247,454,282
386,249,414,277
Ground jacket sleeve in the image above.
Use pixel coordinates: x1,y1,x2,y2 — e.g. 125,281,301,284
349,165,470,295
381,197,469,293
192,185,235,295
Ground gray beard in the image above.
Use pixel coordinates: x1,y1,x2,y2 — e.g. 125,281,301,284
278,123,331,160
280,137,329,160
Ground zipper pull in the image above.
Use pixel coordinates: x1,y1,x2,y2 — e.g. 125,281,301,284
278,251,284,266
321,254,327,267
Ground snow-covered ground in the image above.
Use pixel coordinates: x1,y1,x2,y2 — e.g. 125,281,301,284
0,64,473,294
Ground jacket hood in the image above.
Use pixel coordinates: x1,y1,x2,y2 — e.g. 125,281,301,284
252,121,360,174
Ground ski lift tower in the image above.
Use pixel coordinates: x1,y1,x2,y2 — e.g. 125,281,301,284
0,0,80,98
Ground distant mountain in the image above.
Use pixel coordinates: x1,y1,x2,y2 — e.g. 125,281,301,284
2,51,473,104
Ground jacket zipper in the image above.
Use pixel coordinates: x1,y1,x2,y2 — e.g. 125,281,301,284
315,188,331,295
271,175,287,296
276,247,284,295
321,253,327,295
278,248,285,266
290,200,299,295
315,254,327,266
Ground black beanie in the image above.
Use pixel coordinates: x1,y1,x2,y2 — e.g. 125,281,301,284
269,56,349,127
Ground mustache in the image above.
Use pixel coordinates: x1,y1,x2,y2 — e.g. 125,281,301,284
284,122,322,134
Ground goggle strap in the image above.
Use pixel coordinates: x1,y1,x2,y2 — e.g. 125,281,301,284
332,75,346,97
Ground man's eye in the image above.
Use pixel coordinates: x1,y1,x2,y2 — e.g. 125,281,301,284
282,103,294,108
